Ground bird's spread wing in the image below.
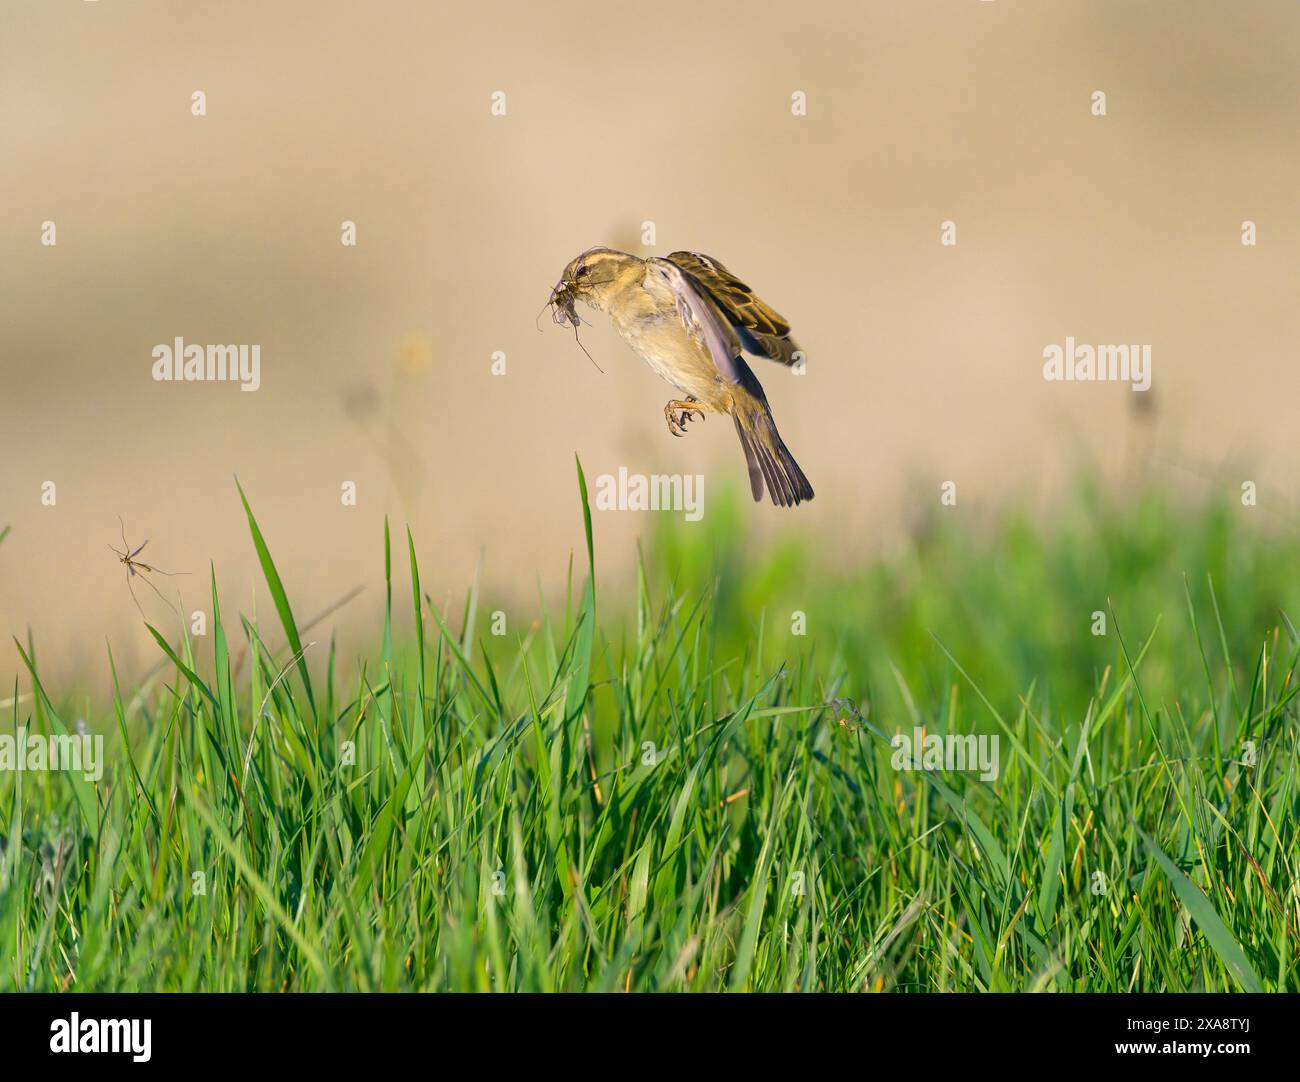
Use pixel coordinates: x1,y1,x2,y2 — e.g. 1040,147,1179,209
644,257,746,384
665,251,801,366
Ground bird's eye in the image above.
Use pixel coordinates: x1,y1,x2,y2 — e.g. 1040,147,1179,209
576,264,589,278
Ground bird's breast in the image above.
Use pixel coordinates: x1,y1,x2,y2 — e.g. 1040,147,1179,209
612,303,719,397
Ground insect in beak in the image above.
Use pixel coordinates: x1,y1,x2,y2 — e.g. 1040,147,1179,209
540,279,603,373
551,281,579,329
536,280,579,331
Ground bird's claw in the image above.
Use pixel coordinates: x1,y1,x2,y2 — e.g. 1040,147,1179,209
665,401,705,437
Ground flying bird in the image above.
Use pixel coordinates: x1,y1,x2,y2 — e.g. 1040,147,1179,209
549,248,814,507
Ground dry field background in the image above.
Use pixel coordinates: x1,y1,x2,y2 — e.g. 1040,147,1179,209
1,1,1297,683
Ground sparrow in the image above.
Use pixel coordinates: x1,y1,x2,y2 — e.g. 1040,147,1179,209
549,248,814,507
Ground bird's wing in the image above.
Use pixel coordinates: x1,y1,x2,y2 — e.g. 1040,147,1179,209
665,251,801,366
644,257,747,384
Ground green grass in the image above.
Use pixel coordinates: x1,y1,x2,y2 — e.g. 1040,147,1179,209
2,466,1297,991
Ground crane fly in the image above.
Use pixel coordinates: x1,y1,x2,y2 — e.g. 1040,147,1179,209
536,279,604,373
110,517,188,619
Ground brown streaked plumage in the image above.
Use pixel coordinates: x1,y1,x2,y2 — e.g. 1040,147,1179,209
548,247,813,507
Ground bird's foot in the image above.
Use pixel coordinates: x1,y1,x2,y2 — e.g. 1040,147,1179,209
664,399,706,437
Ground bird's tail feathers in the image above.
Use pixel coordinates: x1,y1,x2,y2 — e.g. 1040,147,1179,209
732,402,814,508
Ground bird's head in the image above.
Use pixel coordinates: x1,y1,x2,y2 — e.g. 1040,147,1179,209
553,247,641,316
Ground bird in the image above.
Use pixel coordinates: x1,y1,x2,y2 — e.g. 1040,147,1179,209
549,248,814,507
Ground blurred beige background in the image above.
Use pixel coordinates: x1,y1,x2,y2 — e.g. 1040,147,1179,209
2,0,1298,687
